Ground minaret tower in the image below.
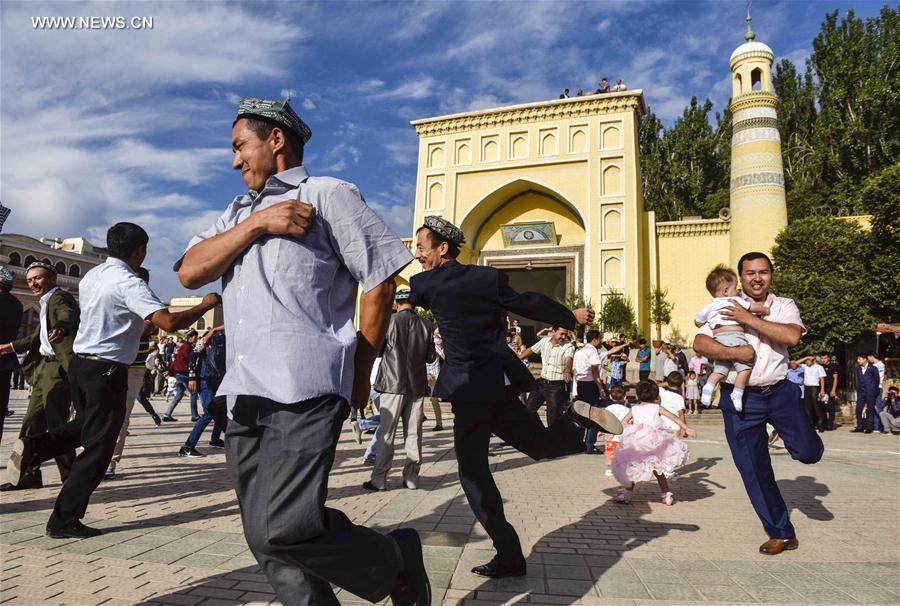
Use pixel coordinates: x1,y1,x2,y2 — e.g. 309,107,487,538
728,5,787,268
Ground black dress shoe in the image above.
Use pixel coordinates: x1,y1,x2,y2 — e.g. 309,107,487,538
162,416,178,422
471,556,527,578
388,528,431,606
46,521,103,539
151,413,162,426
851,428,864,433
362,480,383,492
863,429,873,434
0,471,43,492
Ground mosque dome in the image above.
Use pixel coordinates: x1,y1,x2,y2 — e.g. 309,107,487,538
730,40,774,65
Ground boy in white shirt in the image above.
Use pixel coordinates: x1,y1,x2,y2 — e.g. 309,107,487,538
694,265,770,412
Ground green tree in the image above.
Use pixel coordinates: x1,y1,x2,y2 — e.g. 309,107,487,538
599,291,635,337
858,163,900,320
647,286,674,342
771,216,875,355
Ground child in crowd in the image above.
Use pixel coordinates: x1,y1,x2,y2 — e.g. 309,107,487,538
612,381,697,505
603,387,630,477
609,353,628,388
694,265,770,412
685,371,700,415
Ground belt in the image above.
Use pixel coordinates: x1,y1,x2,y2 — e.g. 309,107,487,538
539,378,566,384
42,355,58,362
722,379,786,394
77,353,127,367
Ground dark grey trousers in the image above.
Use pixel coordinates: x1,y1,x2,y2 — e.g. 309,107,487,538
226,394,401,606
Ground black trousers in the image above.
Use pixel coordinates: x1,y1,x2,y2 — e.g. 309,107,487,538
452,388,585,564
0,368,11,442
639,370,651,382
226,395,401,606
802,386,823,429
524,379,569,426
824,395,837,430
30,357,128,528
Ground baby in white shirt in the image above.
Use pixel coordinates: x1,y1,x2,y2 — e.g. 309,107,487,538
694,265,769,412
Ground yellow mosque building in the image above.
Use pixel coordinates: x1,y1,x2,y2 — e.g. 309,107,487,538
401,20,786,346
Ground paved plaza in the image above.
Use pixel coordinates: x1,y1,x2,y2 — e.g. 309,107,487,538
1,389,898,606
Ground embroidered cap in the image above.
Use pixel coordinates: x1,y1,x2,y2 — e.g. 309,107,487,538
26,261,56,276
235,97,312,147
395,289,411,302
423,216,465,246
0,266,13,286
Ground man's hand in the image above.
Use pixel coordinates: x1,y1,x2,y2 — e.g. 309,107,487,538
720,301,755,326
251,200,315,237
188,380,198,393
201,293,222,310
350,374,370,412
573,307,595,326
47,328,66,344
730,345,756,365
564,370,572,383
0,343,13,357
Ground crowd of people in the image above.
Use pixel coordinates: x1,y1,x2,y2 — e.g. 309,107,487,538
0,96,892,605
559,77,627,99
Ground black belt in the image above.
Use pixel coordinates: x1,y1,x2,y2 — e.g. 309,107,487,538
721,379,786,394
77,353,127,367
42,355,58,362
539,378,566,384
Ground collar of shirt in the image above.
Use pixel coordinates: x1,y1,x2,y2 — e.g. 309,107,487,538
40,286,60,305
38,287,60,356
105,256,136,275
241,166,310,203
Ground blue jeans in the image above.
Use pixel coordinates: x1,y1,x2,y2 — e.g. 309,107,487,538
873,391,885,432
165,373,198,419
362,391,381,461
186,379,222,447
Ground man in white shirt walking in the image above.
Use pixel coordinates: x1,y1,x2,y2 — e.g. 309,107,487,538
801,357,826,431
574,332,626,452
520,327,575,426
5,223,219,538
868,353,886,432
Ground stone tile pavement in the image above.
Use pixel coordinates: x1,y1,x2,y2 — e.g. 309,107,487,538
1,390,898,605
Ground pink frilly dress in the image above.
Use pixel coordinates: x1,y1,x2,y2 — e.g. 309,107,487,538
612,404,689,484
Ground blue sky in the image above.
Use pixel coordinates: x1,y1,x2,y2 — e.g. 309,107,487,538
0,0,884,301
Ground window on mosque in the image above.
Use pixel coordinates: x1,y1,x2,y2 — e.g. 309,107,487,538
69,265,81,277
24,255,37,266
751,68,762,91
8,252,21,266
41,257,51,266
55,261,67,275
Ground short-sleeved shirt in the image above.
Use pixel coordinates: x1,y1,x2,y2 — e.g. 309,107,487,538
688,355,708,374
610,359,626,380
698,292,805,387
178,165,412,407
695,296,753,329
787,367,804,385
802,363,826,387
873,360,885,387
532,337,575,381
573,343,605,382
659,388,685,432
73,258,167,365
822,362,840,393
636,346,651,371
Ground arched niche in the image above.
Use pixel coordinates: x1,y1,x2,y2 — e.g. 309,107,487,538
733,73,743,97
601,125,621,149
603,209,622,241
8,251,21,266
427,181,443,209
603,255,623,287
69,264,81,277
751,68,762,91
428,145,445,168
54,261,67,275
456,142,470,164
482,139,499,162
570,128,587,153
603,165,622,196
540,132,556,156
511,136,527,159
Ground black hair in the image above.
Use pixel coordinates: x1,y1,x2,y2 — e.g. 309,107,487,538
608,386,626,401
585,330,601,342
241,117,304,163
819,351,831,357
636,380,659,403
107,223,149,260
737,251,773,275
665,371,684,388
416,226,460,258
137,267,150,282
639,338,647,345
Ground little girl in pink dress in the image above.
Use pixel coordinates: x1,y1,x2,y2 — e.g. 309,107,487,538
612,381,697,505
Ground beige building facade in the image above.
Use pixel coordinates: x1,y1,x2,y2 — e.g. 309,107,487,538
403,25,787,344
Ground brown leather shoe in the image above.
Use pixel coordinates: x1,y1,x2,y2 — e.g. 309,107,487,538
759,537,799,555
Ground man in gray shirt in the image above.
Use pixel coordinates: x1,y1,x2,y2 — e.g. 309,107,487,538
364,289,436,492
176,98,428,605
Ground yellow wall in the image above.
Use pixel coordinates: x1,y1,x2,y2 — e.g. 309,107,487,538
655,220,731,343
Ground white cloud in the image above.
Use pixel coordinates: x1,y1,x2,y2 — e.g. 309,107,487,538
302,97,317,110
595,19,612,33
372,76,435,100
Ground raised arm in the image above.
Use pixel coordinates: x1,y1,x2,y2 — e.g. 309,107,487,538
149,294,221,333
178,201,315,289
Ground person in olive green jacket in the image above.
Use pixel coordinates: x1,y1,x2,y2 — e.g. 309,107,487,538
0,266,24,442
0,262,79,490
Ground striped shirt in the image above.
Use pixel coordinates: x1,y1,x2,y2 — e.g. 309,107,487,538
131,340,152,369
532,337,575,381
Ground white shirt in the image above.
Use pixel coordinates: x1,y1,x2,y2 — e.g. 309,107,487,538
73,258,167,365
873,360,885,387
663,357,678,377
38,287,60,357
659,389,685,432
573,343,606,382
605,403,629,443
802,363,826,387
695,296,752,329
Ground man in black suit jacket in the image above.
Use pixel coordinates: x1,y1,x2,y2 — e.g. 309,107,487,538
409,216,622,579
